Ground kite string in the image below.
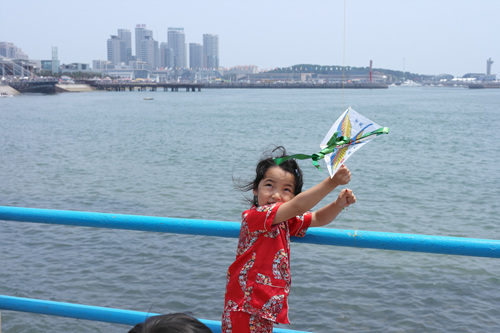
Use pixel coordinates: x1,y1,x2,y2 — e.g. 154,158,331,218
341,0,346,111
341,0,357,233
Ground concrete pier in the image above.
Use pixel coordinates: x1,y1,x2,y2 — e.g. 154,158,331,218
89,82,203,92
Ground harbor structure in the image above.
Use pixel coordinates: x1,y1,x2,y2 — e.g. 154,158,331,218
487,57,494,75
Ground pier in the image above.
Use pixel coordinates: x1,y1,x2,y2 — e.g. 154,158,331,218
204,81,388,89
89,81,203,92
7,80,58,94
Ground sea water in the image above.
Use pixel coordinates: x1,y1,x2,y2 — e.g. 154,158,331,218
1,87,499,332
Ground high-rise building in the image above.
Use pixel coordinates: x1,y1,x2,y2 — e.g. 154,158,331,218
118,29,132,63
140,36,159,69
160,42,174,69
51,46,60,73
203,34,219,69
168,27,187,69
0,42,28,59
189,43,203,69
135,24,152,61
107,35,126,65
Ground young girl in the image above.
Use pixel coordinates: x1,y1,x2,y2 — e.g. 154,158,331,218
222,146,356,332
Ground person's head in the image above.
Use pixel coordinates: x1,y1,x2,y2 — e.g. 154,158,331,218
127,313,212,333
245,146,303,206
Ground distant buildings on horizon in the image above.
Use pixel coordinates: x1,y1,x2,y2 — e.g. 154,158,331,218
104,24,219,72
0,39,497,83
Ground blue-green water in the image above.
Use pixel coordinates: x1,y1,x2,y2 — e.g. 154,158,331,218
1,87,499,332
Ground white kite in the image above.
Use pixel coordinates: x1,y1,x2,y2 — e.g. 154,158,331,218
275,107,389,178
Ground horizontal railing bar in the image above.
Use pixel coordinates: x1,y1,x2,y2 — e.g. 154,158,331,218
0,295,308,333
1,206,499,258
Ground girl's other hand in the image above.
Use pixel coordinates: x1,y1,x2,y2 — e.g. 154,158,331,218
337,189,356,208
332,165,352,185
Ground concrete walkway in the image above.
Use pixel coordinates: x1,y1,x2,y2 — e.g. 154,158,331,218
0,84,20,95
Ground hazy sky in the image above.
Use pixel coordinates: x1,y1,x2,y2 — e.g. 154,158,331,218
2,0,499,76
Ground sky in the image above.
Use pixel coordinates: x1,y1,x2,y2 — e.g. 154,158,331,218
1,0,499,77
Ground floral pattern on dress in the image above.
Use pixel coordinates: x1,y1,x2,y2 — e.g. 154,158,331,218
264,226,281,239
261,295,285,322
236,216,259,256
249,313,274,333
239,252,256,292
294,214,309,237
256,273,272,286
222,300,238,333
272,249,290,282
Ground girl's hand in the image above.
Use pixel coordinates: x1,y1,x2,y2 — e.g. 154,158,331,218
336,189,356,208
332,165,352,185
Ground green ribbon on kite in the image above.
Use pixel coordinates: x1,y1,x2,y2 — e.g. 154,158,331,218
274,127,389,170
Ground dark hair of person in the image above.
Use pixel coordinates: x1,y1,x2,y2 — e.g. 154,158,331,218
237,146,304,206
127,313,212,333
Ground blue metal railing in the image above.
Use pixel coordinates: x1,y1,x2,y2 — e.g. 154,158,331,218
1,206,499,258
0,295,306,333
1,205,500,333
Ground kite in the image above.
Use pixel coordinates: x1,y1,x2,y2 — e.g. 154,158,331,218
275,107,389,178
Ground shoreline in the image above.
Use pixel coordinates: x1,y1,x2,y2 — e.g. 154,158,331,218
0,84,21,95
55,84,96,92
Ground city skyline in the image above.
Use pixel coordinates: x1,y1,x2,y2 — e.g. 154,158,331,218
1,0,500,76
106,25,220,70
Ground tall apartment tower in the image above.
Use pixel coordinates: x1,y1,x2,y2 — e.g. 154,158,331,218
203,34,219,69
189,43,203,69
135,24,153,61
0,42,28,59
160,42,174,68
141,36,159,69
51,46,60,73
107,35,126,65
118,29,132,63
168,27,187,69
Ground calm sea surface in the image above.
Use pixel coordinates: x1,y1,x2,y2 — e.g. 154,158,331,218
1,87,499,332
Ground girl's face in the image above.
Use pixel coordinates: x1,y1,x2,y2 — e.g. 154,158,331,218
253,166,296,206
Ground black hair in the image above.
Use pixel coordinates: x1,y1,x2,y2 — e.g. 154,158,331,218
238,146,304,206
127,313,212,333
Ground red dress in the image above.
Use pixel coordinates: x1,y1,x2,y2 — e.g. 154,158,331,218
222,203,312,327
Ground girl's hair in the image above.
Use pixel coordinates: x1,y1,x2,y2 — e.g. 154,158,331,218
238,146,304,206
127,313,211,333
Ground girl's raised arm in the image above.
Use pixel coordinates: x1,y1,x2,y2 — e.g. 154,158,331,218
273,165,352,224
309,189,356,227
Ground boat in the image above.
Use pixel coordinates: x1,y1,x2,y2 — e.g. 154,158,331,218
143,97,154,100
1,91,13,98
